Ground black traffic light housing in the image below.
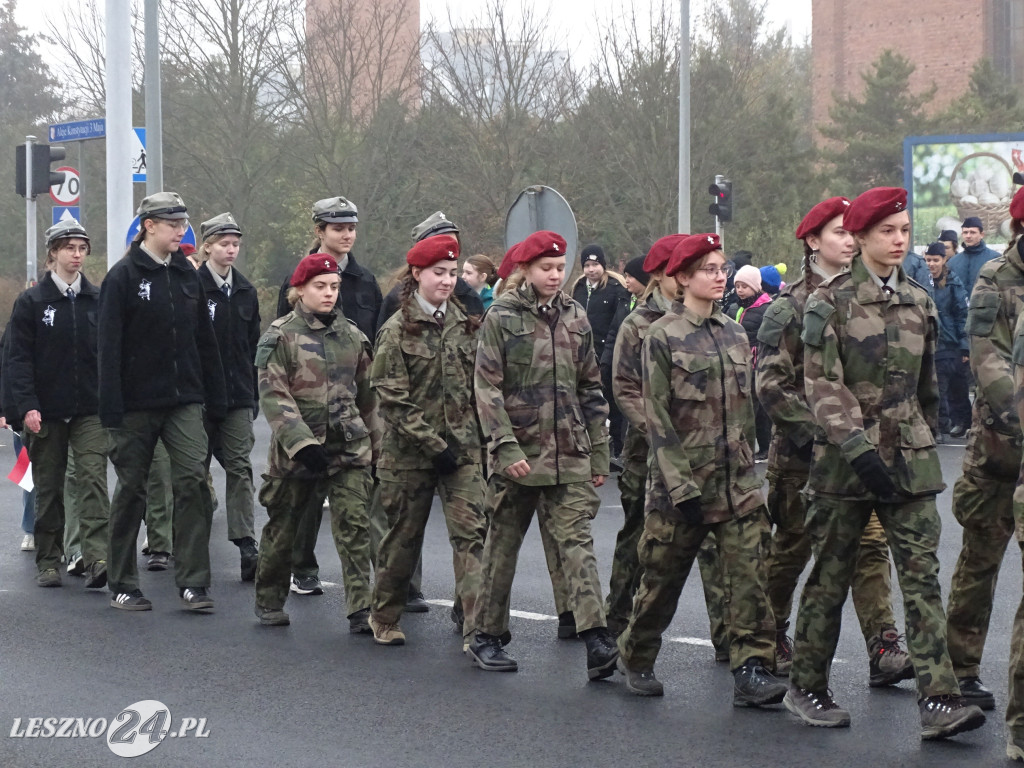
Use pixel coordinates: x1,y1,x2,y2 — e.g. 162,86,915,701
708,176,733,223
15,143,66,198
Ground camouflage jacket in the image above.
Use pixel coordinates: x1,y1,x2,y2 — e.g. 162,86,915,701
371,299,482,470
801,256,943,498
612,287,672,474
475,282,610,486
964,239,1024,481
256,302,380,478
642,301,763,523
756,271,820,475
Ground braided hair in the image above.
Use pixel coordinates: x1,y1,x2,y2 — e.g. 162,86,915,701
397,266,481,337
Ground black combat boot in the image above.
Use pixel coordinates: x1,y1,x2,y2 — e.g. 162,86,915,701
468,633,518,672
733,658,787,707
581,627,618,680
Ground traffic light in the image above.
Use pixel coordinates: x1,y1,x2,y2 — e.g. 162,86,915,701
708,176,733,223
15,142,66,198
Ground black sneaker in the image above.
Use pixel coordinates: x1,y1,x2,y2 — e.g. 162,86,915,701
290,574,323,595
733,658,788,707
919,694,986,740
617,657,664,696
111,589,152,611
348,608,372,634
957,676,995,710
582,628,619,680
146,552,170,571
238,538,258,582
405,590,430,613
557,611,578,640
469,633,518,672
85,560,107,589
867,627,914,687
255,604,290,626
180,587,214,611
36,568,62,588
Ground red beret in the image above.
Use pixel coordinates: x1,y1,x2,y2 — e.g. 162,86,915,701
517,230,567,266
180,243,196,257
497,243,521,280
665,233,721,276
795,197,851,240
843,187,907,234
290,252,339,286
643,234,687,273
1011,185,1024,221
407,234,459,268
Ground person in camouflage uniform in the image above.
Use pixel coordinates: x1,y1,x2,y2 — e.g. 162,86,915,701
616,233,786,708
784,187,985,740
945,190,1024,713
606,234,730,659
368,234,487,647
468,230,619,680
756,197,912,685
1007,190,1024,762
253,253,381,632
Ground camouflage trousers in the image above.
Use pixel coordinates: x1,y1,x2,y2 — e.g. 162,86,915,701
476,476,606,636
255,469,372,616
368,480,422,595
766,470,896,651
791,495,960,697
372,465,487,637
1006,536,1024,741
618,508,775,672
946,470,1016,678
606,467,729,654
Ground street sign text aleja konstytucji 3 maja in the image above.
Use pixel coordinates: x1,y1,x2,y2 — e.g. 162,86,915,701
49,119,106,143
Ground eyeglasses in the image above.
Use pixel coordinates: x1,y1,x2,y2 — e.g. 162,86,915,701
696,266,729,277
159,219,189,231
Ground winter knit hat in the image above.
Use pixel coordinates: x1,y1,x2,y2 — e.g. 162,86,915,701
734,264,762,292
759,265,782,290
580,244,606,268
623,257,649,286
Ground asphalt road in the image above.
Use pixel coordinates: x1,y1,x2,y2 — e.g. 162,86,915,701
0,424,1020,768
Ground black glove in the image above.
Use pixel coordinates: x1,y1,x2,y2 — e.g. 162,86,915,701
674,497,703,525
432,447,460,476
849,450,898,498
295,444,330,474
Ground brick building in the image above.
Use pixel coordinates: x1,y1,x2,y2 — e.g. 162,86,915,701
812,0,1024,130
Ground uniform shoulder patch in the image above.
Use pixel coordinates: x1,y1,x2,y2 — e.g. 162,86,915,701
966,289,1000,337
757,300,795,347
254,327,283,369
800,295,835,347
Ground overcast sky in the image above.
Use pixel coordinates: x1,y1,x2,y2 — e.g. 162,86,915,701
16,0,812,58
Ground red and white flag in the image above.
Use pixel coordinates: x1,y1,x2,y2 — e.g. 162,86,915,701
7,446,33,492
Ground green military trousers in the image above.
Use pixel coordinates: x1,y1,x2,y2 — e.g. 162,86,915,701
25,416,108,573
372,464,487,637
205,407,256,542
766,469,897,651
476,475,607,636
791,495,960,697
617,508,775,672
107,405,213,594
255,468,372,616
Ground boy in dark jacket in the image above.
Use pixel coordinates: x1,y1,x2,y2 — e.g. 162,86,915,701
923,242,970,439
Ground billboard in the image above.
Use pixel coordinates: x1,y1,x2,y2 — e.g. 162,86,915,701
904,132,1024,252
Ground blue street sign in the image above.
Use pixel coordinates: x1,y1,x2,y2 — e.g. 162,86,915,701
52,206,81,226
48,119,106,143
125,216,196,250
132,128,147,183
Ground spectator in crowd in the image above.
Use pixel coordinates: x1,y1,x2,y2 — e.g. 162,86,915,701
462,253,497,311
730,265,773,460
939,230,959,261
922,242,970,441
949,216,1001,297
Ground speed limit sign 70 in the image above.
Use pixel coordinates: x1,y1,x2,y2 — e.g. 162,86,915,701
50,166,80,206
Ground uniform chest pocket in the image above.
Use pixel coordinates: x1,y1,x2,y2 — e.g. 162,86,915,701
726,345,751,396
180,282,199,301
505,327,535,366
237,302,255,322
400,338,436,360
671,351,709,401
569,329,588,364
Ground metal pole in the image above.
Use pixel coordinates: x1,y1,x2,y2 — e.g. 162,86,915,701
78,142,85,228
678,0,691,233
25,135,36,287
144,0,164,194
107,0,134,268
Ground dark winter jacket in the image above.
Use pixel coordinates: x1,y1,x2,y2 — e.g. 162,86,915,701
570,273,628,361
276,251,382,340
4,272,101,429
949,241,1002,298
198,264,261,411
97,243,227,427
599,291,639,389
932,267,970,359
377,276,484,334
734,292,772,349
